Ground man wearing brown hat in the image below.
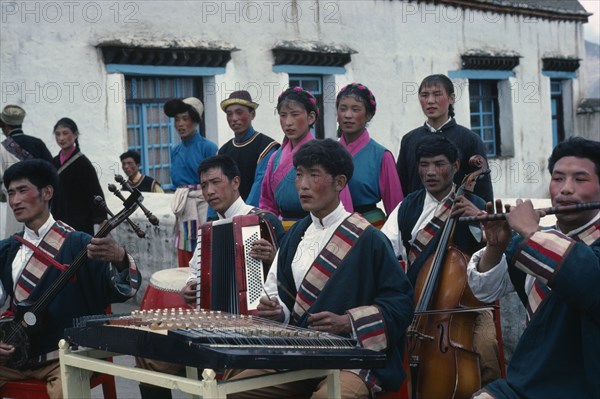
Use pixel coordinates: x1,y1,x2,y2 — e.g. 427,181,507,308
1,105,53,237
218,91,279,206
163,97,218,267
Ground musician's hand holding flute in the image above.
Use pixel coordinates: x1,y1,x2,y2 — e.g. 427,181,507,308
476,199,544,273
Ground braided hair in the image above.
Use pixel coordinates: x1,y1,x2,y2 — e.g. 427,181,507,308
418,74,456,118
53,117,81,149
277,86,319,127
336,82,377,118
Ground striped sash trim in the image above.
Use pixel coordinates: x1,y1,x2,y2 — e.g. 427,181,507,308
292,213,371,323
515,230,572,287
525,279,551,321
407,194,454,264
347,305,388,352
346,307,387,392
126,253,141,290
360,208,386,229
578,219,600,246
517,221,599,320
1,137,33,161
13,222,73,303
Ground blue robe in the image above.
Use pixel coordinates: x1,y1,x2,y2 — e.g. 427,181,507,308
481,221,600,399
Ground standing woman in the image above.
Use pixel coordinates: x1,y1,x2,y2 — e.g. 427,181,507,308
51,117,107,235
260,87,352,230
337,83,403,228
397,74,493,202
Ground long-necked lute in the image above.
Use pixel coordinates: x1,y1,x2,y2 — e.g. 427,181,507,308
0,182,146,369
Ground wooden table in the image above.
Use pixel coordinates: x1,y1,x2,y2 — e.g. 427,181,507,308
58,339,341,398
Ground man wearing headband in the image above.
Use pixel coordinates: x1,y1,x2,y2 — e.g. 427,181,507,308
218,90,279,207
164,97,218,267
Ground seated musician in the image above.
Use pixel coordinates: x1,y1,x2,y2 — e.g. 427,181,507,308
227,139,414,399
381,135,501,387
137,154,284,399
468,137,600,399
0,159,140,399
182,154,285,302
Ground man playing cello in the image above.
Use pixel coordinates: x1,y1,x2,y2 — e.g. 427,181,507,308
382,135,501,390
468,137,600,399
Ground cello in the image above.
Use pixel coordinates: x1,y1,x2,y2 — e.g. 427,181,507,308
407,155,492,399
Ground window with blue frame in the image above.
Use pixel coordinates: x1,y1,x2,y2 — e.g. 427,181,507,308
125,77,204,189
550,79,565,147
288,75,325,139
469,80,501,157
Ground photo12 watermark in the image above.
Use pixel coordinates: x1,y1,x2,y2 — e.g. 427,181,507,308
198,1,340,24
1,1,139,24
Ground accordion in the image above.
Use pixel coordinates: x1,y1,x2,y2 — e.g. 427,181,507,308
198,214,276,315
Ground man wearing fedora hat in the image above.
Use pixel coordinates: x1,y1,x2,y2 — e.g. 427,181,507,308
218,90,279,207
164,97,218,267
1,104,53,238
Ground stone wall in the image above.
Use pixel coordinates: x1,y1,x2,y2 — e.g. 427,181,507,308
0,0,589,200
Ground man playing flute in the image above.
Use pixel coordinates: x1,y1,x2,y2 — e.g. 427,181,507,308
468,137,600,399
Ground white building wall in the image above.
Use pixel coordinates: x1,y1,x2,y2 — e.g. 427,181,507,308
0,0,588,199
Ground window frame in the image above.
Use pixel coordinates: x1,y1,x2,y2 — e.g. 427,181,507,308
125,76,204,189
469,79,501,157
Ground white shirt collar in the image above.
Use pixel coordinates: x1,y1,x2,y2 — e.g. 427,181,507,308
425,117,453,132
561,210,600,236
222,196,253,219
309,202,350,229
24,214,55,241
424,184,456,206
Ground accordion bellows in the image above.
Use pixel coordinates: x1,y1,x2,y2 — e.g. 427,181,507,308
198,214,275,315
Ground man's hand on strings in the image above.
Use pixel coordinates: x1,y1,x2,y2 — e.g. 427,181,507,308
257,295,284,322
87,221,128,270
451,195,480,218
249,239,276,265
308,311,351,335
0,341,15,366
182,281,200,305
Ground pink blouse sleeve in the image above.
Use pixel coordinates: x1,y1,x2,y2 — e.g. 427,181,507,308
340,185,354,213
259,152,280,216
379,150,403,214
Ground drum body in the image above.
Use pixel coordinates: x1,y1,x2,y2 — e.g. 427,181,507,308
140,267,191,310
